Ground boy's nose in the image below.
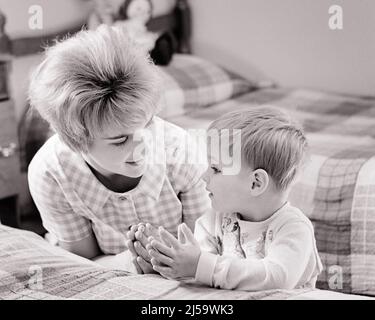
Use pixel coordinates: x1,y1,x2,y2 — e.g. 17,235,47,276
128,135,146,161
202,170,210,183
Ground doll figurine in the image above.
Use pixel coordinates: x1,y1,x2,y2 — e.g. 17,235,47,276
88,0,175,65
116,0,176,65
115,0,158,53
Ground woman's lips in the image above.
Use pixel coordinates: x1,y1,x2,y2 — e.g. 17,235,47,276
126,159,144,167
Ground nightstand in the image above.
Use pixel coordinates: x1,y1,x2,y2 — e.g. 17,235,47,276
0,58,21,228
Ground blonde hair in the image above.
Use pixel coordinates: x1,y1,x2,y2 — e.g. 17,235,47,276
208,106,308,191
28,24,161,152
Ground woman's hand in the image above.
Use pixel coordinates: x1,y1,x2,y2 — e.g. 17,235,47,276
148,223,201,280
126,223,160,274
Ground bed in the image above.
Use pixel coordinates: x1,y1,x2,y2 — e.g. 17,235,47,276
2,0,375,300
0,224,369,300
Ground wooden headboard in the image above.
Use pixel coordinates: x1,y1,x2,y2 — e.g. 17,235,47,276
0,0,191,57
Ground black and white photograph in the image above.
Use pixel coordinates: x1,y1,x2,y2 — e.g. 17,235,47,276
0,0,374,307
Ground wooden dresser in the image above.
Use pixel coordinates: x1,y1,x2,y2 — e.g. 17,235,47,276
0,57,21,227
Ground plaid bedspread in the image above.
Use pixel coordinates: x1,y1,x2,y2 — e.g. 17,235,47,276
0,225,314,300
166,87,375,296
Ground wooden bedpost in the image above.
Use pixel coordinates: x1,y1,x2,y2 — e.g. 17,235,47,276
175,0,191,54
0,9,12,55
0,10,20,228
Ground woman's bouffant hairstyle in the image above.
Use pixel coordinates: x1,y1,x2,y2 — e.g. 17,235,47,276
28,24,161,152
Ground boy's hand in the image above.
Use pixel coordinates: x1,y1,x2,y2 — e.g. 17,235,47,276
148,223,201,280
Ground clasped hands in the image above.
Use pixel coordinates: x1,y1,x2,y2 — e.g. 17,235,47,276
126,222,201,280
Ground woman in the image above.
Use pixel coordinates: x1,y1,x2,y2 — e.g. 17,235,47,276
27,25,210,273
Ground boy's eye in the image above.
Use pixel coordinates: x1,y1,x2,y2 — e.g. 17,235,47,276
112,137,128,147
211,166,221,174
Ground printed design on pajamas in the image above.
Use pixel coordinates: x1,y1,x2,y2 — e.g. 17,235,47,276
220,215,246,258
218,214,275,259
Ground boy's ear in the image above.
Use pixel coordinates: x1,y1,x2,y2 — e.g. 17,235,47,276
249,169,269,196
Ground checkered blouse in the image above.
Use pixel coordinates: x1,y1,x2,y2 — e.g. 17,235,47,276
28,117,211,254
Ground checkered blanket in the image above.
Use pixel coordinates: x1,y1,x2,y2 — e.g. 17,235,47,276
0,224,314,300
166,87,375,296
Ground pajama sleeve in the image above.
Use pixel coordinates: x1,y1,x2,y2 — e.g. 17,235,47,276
193,212,221,282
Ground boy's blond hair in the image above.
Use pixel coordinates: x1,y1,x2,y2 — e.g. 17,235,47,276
28,25,161,152
208,106,308,191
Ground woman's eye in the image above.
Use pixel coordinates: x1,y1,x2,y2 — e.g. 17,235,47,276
211,166,221,174
112,138,128,147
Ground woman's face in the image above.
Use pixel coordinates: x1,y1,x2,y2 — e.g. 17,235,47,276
83,117,154,178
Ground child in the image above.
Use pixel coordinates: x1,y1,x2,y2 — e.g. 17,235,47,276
27,25,211,273
146,107,323,290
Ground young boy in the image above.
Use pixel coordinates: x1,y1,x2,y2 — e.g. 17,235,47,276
146,107,323,290
27,25,211,273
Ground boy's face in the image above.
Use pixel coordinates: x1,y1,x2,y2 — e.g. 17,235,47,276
83,117,154,178
202,150,252,214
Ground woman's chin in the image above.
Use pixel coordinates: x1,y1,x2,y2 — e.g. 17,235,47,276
122,162,147,177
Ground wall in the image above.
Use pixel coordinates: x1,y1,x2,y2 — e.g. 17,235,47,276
0,0,93,38
190,0,375,96
0,0,94,119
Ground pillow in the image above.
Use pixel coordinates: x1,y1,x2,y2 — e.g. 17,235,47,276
157,54,257,118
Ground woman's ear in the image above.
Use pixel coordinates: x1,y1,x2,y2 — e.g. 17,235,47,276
249,169,269,196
